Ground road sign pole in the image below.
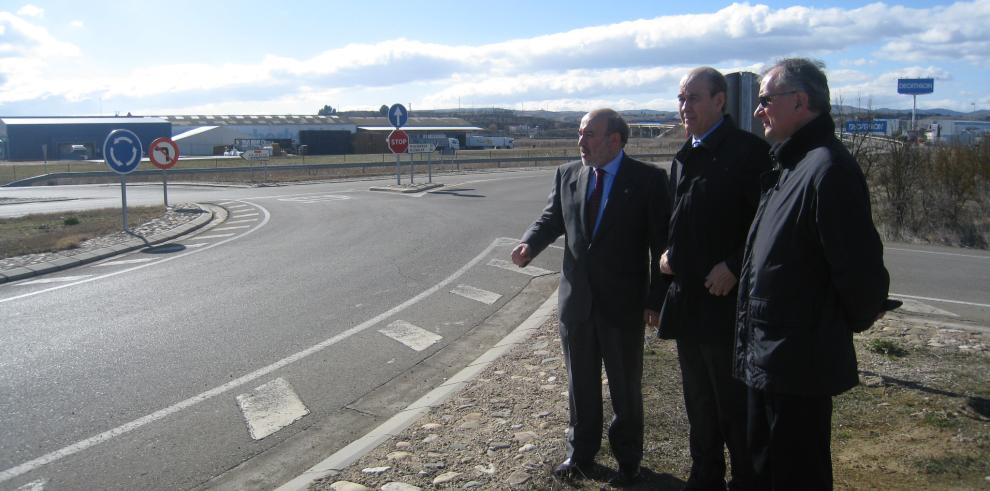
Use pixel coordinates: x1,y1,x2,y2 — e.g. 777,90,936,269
428,152,433,183
120,175,129,232
162,168,169,207
410,154,414,184
912,94,917,132
395,153,401,185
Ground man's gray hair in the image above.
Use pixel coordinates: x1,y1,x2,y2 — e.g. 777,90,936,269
589,108,630,145
764,58,831,114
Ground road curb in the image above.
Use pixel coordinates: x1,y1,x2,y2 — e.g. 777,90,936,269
0,203,217,285
368,183,444,193
275,288,559,491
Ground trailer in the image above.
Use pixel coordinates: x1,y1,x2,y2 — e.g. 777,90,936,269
464,135,513,149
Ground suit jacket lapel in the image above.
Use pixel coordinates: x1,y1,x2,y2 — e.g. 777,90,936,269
575,165,591,243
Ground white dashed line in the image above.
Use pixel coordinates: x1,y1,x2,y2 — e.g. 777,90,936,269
890,293,990,309
91,258,157,267
236,378,310,440
487,258,554,276
187,233,236,240
450,284,502,305
182,243,207,248
18,275,92,285
379,320,443,351
213,225,251,231
895,298,959,317
14,479,46,491
232,213,260,218
224,219,257,225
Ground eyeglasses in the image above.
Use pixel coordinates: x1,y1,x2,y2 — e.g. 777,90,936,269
758,90,798,108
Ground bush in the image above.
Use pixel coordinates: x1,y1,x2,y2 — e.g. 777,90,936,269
63,216,80,226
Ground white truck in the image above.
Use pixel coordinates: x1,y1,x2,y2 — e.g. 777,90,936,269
464,135,513,149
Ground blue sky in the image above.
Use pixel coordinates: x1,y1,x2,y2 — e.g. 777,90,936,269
1,1,987,116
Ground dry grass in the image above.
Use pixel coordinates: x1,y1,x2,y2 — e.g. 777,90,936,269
0,206,166,259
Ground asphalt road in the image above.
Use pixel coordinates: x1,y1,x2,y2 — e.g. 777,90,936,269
1,167,988,491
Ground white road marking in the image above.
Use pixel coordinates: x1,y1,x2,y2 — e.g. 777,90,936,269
379,320,443,351
277,194,351,203
217,201,238,206
885,247,989,259
15,479,46,491
895,298,959,317
91,258,157,267
227,205,250,210
213,225,251,231
0,237,509,482
232,212,260,218
450,284,502,305
182,243,207,248
487,258,554,276
890,293,990,309
186,233,236,240
18,276,92,285
236,378,310,440
224,219,257,225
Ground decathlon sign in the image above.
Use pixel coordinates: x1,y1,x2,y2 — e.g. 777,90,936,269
845,120,888,134
897,78,934,95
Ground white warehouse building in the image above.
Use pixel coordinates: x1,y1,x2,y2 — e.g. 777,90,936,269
164,114,357,155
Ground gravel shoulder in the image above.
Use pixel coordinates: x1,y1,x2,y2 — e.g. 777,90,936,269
313,311,990,490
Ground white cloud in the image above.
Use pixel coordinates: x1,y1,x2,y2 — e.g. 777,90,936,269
1,2,988,114
69,20,84,28
16,4,43,18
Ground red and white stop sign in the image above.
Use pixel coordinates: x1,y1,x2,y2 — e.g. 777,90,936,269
387,129,409,154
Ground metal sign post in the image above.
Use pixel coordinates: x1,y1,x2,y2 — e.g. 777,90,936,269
897,78,934,133
103,129,143,232
149,137,180,207
387,129,410,185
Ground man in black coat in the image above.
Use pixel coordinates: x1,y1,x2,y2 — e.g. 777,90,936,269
735,58,890,489
512,108,670,487
658,67,771,491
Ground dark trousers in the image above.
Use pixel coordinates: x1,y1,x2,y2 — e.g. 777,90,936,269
676,339,754,490
559,309,644,471
747,387,834,490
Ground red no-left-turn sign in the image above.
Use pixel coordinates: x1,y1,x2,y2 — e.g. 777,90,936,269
387,130,409,154
149,137,180,169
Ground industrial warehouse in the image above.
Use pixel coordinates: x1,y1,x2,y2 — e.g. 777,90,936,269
0,114,485,161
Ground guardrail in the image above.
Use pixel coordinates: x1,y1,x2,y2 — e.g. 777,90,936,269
3,153,676,187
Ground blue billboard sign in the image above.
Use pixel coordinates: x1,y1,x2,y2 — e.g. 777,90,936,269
897,78,934,95
845,120,888,134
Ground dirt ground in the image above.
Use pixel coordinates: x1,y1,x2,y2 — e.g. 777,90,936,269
315,311,989,490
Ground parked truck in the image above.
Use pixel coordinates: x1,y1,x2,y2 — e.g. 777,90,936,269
464,135,514,150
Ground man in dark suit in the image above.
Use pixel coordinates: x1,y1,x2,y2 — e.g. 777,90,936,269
511,108,670,487
658,67,771,491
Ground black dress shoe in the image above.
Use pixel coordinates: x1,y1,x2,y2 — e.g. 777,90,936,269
552,458,595,480
608,467,641,487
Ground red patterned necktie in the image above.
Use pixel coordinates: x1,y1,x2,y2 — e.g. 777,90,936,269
586,167,604,237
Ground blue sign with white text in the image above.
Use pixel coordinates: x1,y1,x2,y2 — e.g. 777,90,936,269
897,78,934,95
103,129,143,175
845,120,888,134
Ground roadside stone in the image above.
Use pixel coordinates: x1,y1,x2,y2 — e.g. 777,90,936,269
382,483,421,491
432,471,461,485
462,481,482,489
507,469,531,486
422,434,439,443
519,443,537,453
489,441,511,450
491,409,511,418
458,420,480,430
361,466,390,475
329,481,369,491
421,423,442,430
395,441,411,449
514,431,538,443
475,463,496,475
386,451,412,461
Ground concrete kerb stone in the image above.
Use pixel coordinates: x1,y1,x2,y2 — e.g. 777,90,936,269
368,183,444,194
275,288,560,491
0,203,216,285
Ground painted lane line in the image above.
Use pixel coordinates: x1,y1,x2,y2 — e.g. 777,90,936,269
232,213,260,218
0,237,503,482
236,378,310,440
895,298,959,317
890,293,990,309
182,243,208,249
885,247,989,260
214,225,251,231
487,258,554,277
217,201,238,206
227,205,250,210
17,275,92,286
278,195,351,203
244,189,357,200
14,479,46,491
186,233,236,240
91,258,158,267
224,219,258,225
450,284,502,305
379,320,443,352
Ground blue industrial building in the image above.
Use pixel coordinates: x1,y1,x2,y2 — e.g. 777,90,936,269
0,117,171,161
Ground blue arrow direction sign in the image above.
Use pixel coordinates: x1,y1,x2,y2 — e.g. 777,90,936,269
388,103,408,128
103,129,143,174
